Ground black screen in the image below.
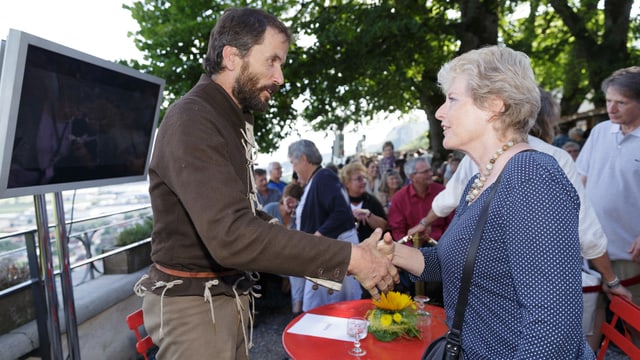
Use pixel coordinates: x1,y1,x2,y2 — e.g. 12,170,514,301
7,44,161,189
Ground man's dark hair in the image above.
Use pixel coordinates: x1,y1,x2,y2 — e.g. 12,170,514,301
530,87,560,143
254,168,267,177
601,66,640,103
203,7,292,76
282,183,304,200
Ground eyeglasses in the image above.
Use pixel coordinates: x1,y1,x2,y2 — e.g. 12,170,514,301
414,168,433,175
351,176,367,183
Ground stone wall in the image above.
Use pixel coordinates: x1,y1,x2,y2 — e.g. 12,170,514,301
0,267,148,360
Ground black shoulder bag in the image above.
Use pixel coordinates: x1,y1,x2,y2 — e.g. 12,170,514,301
422,171,504,360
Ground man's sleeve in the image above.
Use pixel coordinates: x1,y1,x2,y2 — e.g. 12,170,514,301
432,156,474,217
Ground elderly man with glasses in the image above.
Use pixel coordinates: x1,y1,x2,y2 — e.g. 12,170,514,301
387,156,451,246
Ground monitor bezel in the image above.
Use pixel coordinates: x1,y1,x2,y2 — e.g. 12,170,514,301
0,29,164,199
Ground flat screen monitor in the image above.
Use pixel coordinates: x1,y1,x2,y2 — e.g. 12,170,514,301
0,29,165,198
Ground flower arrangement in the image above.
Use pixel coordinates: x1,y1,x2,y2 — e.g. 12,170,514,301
366,291,421,341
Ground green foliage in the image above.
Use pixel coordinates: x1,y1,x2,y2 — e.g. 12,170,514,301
122,0,299,153
122,0,640,159
282,1,456,161
115,218,153,246
0,259,30,291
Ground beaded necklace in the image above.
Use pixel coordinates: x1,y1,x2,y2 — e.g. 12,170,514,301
466,141,514,204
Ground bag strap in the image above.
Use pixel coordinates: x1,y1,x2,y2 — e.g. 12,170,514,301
448,169,505,342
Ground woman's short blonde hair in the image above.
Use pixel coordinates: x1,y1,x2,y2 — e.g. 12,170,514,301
339,162,367,186
437,45,540,142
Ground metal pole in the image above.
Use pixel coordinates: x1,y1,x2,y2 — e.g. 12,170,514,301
54,192,81,359
25,230,51,360
34,194,64,359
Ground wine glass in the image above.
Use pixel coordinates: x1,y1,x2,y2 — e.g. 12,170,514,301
346,317,368,356
414,295,431,316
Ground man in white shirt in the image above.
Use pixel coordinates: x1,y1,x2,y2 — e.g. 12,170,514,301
576,66,640,346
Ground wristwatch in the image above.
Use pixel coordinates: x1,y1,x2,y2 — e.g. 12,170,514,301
606,276,621,289
419,218,427,227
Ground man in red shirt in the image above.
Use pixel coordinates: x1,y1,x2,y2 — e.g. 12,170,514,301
387,156,451,301
388,156,451,245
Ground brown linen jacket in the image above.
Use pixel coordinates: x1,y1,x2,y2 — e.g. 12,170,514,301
143,74,351,296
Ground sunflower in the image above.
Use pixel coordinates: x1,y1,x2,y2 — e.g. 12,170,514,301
371,291,414,311
366,291,421,341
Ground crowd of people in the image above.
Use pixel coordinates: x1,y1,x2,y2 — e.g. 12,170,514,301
133,6,639,360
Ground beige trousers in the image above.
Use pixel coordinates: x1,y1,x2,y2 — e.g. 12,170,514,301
142,292,251,359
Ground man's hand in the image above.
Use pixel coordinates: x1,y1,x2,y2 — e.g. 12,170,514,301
407,223,430,237
602,282,633,301
348,228,399,300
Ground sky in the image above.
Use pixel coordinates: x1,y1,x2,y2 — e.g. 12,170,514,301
0,1,142,62
0,1,418,170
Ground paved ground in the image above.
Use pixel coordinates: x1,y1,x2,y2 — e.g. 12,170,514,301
249,274,296,360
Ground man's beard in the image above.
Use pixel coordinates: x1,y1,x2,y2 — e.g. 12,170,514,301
232,62,278,112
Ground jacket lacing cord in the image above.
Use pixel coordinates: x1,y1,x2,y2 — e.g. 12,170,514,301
133,274,148,297
241,122,260,214
231,274,262,357
151,279,184,338
203,279,220,333
134,275,185,339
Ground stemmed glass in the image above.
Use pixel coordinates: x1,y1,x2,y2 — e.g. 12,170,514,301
414,295,431,316
346,317,368,356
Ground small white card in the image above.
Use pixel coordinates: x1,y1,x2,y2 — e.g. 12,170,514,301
286,313,353,342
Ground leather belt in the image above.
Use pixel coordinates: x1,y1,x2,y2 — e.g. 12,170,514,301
155,263,241,279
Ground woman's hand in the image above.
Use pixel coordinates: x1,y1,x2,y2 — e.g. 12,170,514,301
376,232,395,261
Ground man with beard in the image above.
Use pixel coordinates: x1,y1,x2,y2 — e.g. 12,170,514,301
134,8,398,360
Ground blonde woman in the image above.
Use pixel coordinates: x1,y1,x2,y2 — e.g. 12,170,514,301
377,169,403,213
379,46,593,359
340,162,388,242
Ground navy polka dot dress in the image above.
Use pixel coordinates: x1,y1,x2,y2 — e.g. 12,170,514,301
412,151,595,359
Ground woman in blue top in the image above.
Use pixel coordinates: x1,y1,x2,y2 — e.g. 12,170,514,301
379,46,594,359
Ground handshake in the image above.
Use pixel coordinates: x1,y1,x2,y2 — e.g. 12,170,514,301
346,228,399,300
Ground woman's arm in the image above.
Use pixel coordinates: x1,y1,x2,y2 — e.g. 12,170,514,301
378,235,426,276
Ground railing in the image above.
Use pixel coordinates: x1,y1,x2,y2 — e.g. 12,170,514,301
0,205,152,347
0,205,152,292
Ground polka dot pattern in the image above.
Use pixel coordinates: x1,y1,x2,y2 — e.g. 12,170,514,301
412,151,595,359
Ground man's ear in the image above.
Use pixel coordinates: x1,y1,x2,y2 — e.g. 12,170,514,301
222,45,240,71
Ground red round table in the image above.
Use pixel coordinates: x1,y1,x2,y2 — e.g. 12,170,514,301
282,299,448,359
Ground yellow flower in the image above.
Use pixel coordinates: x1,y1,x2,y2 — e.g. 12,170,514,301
371,291,413,311
380,313,393,327
367,292,422,341
393,312,402,323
